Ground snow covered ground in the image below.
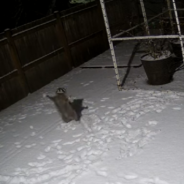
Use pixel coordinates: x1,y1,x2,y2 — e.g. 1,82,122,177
1,41,184,184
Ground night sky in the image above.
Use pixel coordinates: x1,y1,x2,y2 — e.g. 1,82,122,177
0,0,74,33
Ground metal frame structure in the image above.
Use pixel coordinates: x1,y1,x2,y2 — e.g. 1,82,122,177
99,0,184,90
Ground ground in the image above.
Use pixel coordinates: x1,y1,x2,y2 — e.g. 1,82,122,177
0,41,184,184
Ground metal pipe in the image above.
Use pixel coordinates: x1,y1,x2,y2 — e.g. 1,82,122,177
172,0,184,62
111,34,183,41
99,0,122,90
139,0,150,35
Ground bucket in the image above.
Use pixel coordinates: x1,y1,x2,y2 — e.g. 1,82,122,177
141,54,176,85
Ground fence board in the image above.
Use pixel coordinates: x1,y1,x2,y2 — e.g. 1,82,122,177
0,44,14,76
106,0,132,35
25,52,68,92
71,32,105,67
5,29,29,95
0,76,27,110
63,5,100,43
15,25,61,66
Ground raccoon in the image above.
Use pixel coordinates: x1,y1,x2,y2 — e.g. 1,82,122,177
47,88,78,123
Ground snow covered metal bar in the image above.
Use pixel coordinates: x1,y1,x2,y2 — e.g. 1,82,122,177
139,0,150,35
172,0,184,62
167,0,175,34
113,11,168,38
99,0,122,90
111,35,183,41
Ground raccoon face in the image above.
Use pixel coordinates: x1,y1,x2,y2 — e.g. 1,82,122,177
56,88,66,94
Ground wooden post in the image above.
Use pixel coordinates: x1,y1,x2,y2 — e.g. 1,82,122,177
54,11,74,68
5,29,29,96
96,0,109,50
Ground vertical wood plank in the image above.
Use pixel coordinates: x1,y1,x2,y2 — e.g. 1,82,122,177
5,29,29,96
54,11,74,68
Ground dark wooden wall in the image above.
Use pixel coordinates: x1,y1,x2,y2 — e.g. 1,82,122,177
0,0,131,111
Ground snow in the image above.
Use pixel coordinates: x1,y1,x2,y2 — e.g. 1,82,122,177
141,51,171,61
1,41,184,184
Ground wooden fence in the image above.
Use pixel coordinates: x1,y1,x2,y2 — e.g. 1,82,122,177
0,0,131,111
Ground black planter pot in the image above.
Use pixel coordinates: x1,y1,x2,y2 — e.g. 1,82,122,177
141,54,180,85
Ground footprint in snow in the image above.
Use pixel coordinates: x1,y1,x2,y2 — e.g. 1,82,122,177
73,133,82,138
77,146,86,151
88,108,99,113
28,160,52,167
58,155,65,160
105,111,110,115
148,120,158,126
0,145,4,148
108,107,115,109
16,145,22,148
37,154,46,160
139,177,169,184
117,172,136,179
112,108,121,113
172,107,181,110
19,115,26,120
83,81,94,87
52,139,62,143
45,146,51,152
156,109,163,113
13,134,20,137
31,132,36,136
101,97,109,102
25,144,36,148
122,122,132,129
84,100,94,105
96,170,108,177
123,174,138,180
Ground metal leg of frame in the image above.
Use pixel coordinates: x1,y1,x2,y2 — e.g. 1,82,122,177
172,0,184,62
99,0,122,91
139,0,150,35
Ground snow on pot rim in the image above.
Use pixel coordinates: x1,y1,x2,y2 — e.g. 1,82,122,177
141,51,171,61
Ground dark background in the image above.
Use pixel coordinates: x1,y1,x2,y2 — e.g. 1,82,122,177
0,0,76,33
0,0,184,34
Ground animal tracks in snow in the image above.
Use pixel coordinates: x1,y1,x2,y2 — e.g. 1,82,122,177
0,90,180,184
